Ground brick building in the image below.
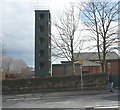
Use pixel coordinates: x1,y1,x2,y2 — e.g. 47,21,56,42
52,52,120,76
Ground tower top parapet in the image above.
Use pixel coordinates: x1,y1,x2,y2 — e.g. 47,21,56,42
35,6,50,10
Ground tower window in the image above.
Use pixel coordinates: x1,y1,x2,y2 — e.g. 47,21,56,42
39,63,45,70
40,25,44,32
39,50,44,57
39,38,45,44
39,14,44,20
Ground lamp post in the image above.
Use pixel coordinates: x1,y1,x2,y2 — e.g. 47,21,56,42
79,60,84,91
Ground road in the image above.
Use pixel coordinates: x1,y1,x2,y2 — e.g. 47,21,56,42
2,90,120,110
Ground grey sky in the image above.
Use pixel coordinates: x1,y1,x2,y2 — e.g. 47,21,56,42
1,0,81,66
2,2,34,66
1,0,118,66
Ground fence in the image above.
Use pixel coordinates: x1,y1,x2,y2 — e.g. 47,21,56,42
112,75,120,88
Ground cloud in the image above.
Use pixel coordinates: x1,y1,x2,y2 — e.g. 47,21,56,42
1,0,81,66
2,0,118,66
2,2,34,66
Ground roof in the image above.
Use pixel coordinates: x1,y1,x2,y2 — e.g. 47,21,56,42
74,60,100,66
61,60,100,67
54,60,100,67
74,52,120,61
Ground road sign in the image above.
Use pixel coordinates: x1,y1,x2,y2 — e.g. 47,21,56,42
79,59,84,65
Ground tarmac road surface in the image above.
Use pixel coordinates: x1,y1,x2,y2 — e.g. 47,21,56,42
2,90,120,110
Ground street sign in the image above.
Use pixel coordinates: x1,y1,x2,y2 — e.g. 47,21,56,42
79,59,84,65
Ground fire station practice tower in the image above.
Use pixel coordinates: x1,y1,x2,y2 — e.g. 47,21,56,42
35,10,51,77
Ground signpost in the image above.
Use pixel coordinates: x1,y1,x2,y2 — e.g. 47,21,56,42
79,59,84,91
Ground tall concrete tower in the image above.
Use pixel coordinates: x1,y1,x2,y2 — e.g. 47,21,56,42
35,10,51,77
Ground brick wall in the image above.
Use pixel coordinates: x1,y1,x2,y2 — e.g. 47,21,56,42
2,74,108,94
107,59,120,74
52,64,101,76
52,59,120,76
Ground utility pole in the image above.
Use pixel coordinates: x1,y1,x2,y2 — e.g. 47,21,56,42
79,59,84,91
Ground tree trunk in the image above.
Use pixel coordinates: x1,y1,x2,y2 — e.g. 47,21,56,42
72,61,76,75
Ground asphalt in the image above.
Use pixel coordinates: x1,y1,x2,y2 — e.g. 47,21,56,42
2,89,119,110
12,89,119,98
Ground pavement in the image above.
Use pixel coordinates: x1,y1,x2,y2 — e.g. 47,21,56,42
2,89,120,110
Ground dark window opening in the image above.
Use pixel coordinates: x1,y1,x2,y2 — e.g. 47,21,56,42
49,13,50,20
39,38,45,44
39,14,44,20
39,63,45,70
39,50,44,57
40,25,44,32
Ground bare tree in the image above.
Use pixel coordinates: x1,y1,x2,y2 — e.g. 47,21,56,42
52,3,83,74
9,59,27,73
1,44,28,74
78,1,120,73
2,55,13,73
2,55,27,74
